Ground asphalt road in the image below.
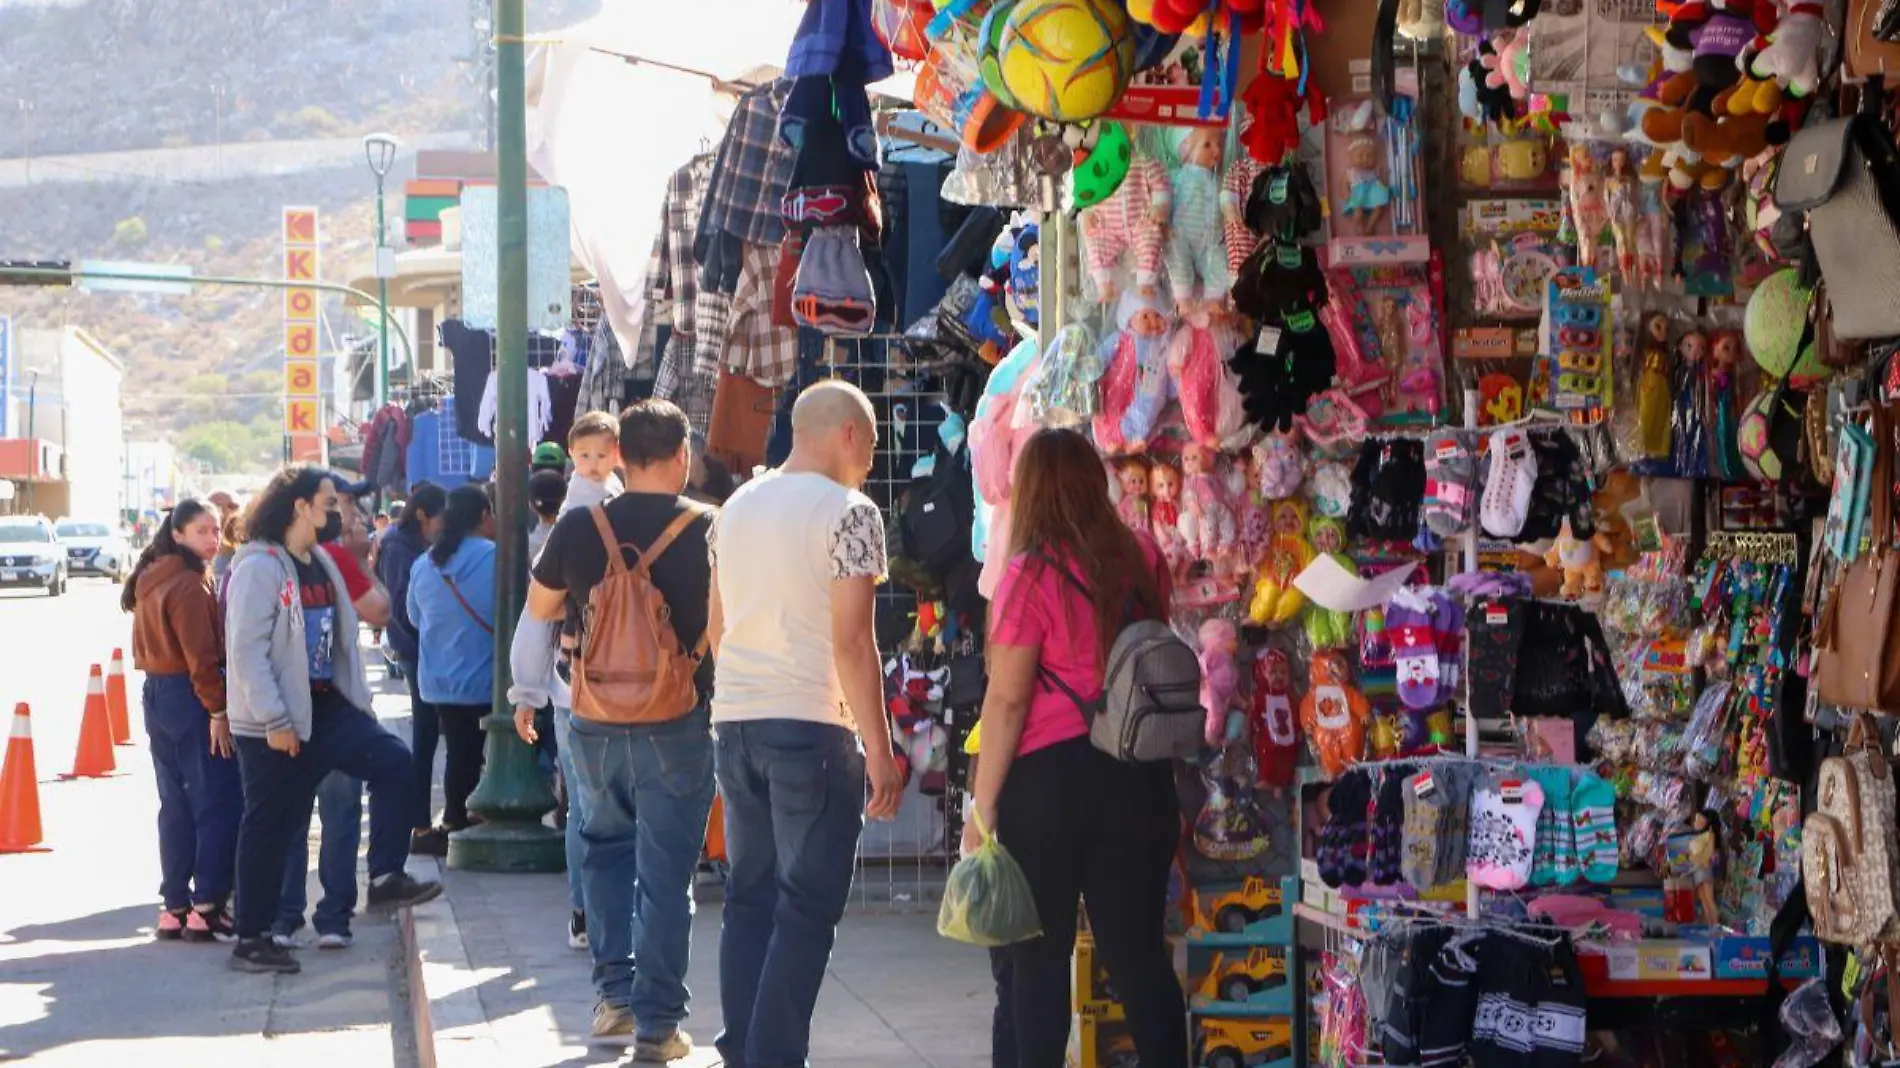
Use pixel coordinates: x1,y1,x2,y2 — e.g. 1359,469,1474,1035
0,578,413,1066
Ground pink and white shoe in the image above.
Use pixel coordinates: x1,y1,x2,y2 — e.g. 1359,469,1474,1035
155,908,186,941
184,906,237,943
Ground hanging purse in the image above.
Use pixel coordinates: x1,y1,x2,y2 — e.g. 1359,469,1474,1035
1775,113,1900,340
1817,400,1900,712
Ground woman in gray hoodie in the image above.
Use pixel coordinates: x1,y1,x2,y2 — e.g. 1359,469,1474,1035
223,465,442,974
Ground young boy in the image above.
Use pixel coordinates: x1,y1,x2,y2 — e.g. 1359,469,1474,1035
527,469,567,562
559,411,623,515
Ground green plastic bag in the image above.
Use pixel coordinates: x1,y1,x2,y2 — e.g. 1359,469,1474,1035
937,812,1042,947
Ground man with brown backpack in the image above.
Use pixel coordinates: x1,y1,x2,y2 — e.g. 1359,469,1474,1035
511,399,715,1061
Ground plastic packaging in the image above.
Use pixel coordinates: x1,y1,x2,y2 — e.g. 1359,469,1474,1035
938,813,1042,947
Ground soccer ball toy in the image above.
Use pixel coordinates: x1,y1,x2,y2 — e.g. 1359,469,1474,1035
997,0,1137,122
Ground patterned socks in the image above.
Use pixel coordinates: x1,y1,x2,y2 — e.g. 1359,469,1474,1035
1423,429,1478,536
1480,427,1537,538
1467,771,1545,891
1571,771,1619,883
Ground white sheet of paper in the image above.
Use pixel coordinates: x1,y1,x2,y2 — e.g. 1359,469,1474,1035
1293,555,1420,613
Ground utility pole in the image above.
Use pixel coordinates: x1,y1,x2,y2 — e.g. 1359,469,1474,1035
450,0,559,873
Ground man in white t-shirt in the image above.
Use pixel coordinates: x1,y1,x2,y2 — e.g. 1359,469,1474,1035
705,379,903,1068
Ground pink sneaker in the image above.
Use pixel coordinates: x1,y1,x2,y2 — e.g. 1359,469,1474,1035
184,906,236,944
156,908,185,941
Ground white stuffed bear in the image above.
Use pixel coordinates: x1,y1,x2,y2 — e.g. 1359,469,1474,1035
1746,0,1823,97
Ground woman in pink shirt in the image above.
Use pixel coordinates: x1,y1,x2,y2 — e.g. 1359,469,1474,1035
964,427,1187,1068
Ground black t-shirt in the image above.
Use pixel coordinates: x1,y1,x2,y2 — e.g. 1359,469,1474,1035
531,493,716,696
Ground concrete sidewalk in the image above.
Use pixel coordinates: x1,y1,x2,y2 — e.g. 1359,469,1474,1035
412,863,998,1068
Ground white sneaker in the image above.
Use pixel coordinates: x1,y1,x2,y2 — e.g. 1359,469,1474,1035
270,932,308,950
317,932,354,950
567,910,588,951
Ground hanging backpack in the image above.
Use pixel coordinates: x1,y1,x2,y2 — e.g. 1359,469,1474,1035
570,505,708,726
1034,556,1204,763
900,437,976,584
1801,714,1900,946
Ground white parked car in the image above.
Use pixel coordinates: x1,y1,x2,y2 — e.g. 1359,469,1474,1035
55,520,131,583
0,516,67,596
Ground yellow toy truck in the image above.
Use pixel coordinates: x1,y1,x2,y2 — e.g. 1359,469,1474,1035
1189,875,1286,936
1197,1017,1295,1068
1195,947,1290,1006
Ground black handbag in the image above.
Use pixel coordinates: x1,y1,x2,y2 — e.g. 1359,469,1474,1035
1775,113,1900,340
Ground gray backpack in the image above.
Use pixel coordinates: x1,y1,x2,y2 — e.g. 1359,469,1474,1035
1037,559,1205,763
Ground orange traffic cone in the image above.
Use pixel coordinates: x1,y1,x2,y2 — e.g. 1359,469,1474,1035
0,703,47,853
106,648,132,746
62,665,117,780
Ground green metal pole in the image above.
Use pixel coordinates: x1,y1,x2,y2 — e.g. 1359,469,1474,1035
450,0,560,873
375,177,391,408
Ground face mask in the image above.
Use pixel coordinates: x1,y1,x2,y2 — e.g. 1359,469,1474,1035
316,509,344,543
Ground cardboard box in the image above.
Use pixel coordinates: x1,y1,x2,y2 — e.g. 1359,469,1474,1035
1188,945,1294,1016
1602,939,1714,982
1185,876,1294,947
1075,1007,1139,1068
1194,1014,1296,1068
1692,931,1823,980
1076,935,1187,1013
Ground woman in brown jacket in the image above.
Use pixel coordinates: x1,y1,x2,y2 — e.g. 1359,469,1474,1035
123,498,241,942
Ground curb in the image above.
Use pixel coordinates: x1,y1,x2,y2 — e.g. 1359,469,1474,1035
398,857,508,1068
399,906,435,1068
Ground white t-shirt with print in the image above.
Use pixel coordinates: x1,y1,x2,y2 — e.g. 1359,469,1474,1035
709,470,886,728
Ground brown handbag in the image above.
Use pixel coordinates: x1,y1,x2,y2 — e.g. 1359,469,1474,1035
1818,400,1900,712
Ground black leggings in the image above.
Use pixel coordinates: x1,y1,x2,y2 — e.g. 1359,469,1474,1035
992,738,1186,1068
435,703,488,830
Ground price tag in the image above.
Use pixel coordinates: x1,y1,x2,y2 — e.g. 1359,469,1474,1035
1256,326,1282,354
1412,772,1436,798
1485,604,1509,627
1500,780,1525,804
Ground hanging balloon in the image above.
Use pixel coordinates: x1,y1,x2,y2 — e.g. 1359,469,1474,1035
1067,120,1132,209
872,0,936,61
996,0,1138,122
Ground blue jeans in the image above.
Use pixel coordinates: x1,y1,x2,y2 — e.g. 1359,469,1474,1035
553,707,585,913
567,704,716,1035
714,719,866,1068
231,689,415,941
274,770,362,937
143,674,244,909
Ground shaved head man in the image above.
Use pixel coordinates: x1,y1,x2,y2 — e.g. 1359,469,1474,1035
703,378,901,1068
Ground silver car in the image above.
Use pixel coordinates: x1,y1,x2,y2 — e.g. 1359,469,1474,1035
55,520,130,583
0,516,67,596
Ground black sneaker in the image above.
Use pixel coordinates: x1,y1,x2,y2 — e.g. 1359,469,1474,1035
367,871,443,909
410,827,450,857
230,937,301,974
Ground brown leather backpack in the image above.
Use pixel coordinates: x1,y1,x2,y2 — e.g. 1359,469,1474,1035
571,504,708,725
1817,399,1900,712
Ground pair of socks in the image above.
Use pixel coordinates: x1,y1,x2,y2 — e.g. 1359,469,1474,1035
1369,765,1414,886
1464,598,1524,720
1467,771,1546,891
1318,769,1374,888
1386,587,1461,711
1423,429,1479,536
1399,762,1477,890
1348,437,1427,542
1570,772,1619,883
1528,767,1578,887
1479,427,1537,538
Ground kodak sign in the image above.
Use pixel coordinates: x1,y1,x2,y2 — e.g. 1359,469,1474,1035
282,206,322,460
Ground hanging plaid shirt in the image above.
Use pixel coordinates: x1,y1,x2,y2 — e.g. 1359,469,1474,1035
661,155,713,336
694,82,793,297
654,332,716,437
722,241,798,388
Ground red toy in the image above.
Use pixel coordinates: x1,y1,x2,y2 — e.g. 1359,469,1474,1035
1240,74,1325,165
1250,648,1302,792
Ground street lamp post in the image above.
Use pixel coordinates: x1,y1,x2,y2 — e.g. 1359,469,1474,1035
24,368,40,511
363,133,400,410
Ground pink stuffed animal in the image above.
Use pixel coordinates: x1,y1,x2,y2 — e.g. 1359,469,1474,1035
1199,618,1242,746
1179,442,1238,570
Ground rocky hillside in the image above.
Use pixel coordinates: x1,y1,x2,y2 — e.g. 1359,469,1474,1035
0,0,597,471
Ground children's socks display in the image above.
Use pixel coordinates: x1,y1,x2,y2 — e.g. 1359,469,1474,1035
1319,769,1374,888
1480,427,1537,538
1422,429,1478,536
1467,771,1544,891
1571,771,1620,883
1370,766,1413,885
1527,766,1578,887
1387,588,1441,710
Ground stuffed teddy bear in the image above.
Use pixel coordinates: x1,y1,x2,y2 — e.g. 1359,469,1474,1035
1544,517,1607,598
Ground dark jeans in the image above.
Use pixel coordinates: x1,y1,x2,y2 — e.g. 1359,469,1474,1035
275,771,362,937
994,739,1186,1068
403,662,438,827
231,689,416,940
143,674,243,909
714,718,866,1068
434,702,488,830
568,704,716,1032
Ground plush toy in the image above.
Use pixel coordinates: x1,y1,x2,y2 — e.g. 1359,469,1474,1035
1199,618,1243,746
1079,150,1171,300
1250,648,1302,791
1180,442,1239,569
1150,458,1191,575
1746,0,1822,97
1592,468,1643,569
1248,498,1313,625
1239,73,1325,166
1300,649,1370,779
1167,128,1234,311
1303,516,1357,649
1680,83,1773,182
1544,518,1606,598
1481,28,1532,100
1462,41,1520,125
1113,456,1152,533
